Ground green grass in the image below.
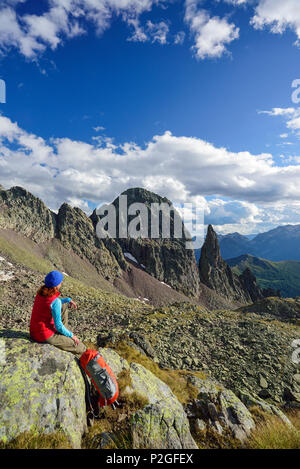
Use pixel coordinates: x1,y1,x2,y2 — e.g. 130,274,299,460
44,239,117,294
0,232,118,296
82,368,149,450
248,411,300,449
61,274,152,316
0,234,53,273
0,230,153,317
228,254,300,298
108,339,206,405
0,431,72,449
193,427,243,450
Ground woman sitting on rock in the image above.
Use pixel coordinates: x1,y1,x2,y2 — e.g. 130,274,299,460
30,270,86,359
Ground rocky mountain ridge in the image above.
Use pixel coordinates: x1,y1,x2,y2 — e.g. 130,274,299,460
0,184,266,308
0,186,56,242
0,185,201,297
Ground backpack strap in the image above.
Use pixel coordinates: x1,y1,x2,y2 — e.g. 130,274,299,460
77,359,100,419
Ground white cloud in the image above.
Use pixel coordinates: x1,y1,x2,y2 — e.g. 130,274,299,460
222,0,300,50
259,107,300,136
282,155,300,164
127,18,169,44
225,0,249,4
2,1,300,62
252,0,300,45
0,7,46,58
287,116,300,131
258,107,296,116
277,142,294,147
184,1,239,59
0,0,170,58
205,198,261,226
126,17,148,42
2,115,300,233
146,20,169,44
174,31,185,45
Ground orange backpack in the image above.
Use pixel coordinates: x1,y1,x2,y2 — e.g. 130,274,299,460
80,349,119,408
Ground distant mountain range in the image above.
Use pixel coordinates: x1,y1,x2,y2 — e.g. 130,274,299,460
195,224,300,263
227,254,300,298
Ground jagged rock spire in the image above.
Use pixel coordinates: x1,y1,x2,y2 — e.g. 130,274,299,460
199,225,262,304
200,224,223,269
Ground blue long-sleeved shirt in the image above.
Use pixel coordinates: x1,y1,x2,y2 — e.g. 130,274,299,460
50,297,73,338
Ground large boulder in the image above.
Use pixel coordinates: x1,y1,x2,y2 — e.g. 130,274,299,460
238,390,293,426
185,375,255,442
128,363,198,449
0,330,87,448
131,401,198,449
99,347,130,376
98,349,197,449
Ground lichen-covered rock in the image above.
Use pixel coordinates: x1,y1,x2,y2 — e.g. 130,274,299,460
238,390,293,426
129,362,178,405
131,401,198,449
186,375,255,441
0,330,87,448
218,389,255,441
98,347,130,377
129,332,157,360
118,362,197,449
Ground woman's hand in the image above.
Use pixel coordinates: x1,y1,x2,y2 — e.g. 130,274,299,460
72,335,80,345
69,300,78,309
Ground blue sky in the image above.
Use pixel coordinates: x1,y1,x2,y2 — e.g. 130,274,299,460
1,0,300,235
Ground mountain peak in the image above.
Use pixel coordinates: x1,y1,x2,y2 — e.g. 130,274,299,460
0,184,56,242
117,187,172,208
199,225,262,304
108,187,200,297
200,224,222,269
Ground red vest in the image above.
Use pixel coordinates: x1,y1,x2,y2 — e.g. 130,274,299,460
30,291,61,342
